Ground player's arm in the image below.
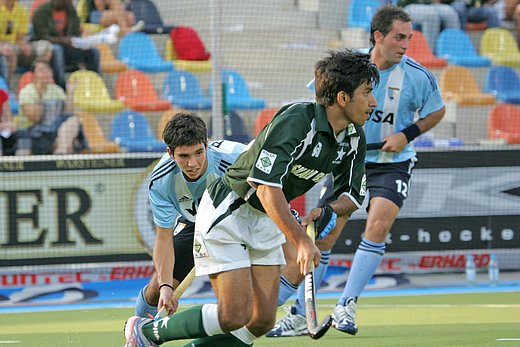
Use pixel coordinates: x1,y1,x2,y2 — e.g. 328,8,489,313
153,226,178,314
382,106,445,152
256,184,320,276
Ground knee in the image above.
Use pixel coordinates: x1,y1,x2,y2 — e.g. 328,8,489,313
250,316,277,336
218,306,251,332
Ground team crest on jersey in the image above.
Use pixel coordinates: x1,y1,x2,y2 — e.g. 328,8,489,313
256,149,277,174
193,231,209,258
312,142,322,157
360,174,367,196
388,87,400,101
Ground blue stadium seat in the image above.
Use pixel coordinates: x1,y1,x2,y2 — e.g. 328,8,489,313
111,110,165,152
117,32,174,72
162,70,212,110
485,66,520,104
128,0,175,34
435,28,491,67
208,110,252,144
0,76,19,114
347,0,383,32
210,69,265,110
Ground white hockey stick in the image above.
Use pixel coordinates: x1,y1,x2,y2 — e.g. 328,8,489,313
304,222,333,339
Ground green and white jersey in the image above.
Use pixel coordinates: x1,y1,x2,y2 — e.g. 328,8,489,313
216,102,367,212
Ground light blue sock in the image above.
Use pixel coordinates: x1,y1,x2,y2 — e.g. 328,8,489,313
277,275,299,306
338,238,385,306
135,285,158,318
294,250,331,316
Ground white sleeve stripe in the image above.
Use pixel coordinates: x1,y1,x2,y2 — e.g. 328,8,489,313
338,192,362,209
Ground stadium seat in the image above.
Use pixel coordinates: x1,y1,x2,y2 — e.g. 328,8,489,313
67,70,125,113
439,66,496,106
212,69,266,110
76,0,103,34
488,103,520,144
484,66,520,104
162,69,212,110
0,77,18,114
435,28,492,67
208,110,252,144
127,0,175,34
111,110,165,152
156,107,186,139
254,107,278,136
347,0,382,32
77,111,120,153
164,38,212,73
115,69,172,112
97,44,128,73
406,30,448,69
480,28,520,68
117,32,174,73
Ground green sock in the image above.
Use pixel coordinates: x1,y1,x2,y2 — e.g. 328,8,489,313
142,305,208,343
183,333,252,347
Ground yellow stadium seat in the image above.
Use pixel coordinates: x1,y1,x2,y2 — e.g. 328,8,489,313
164,38,212,73
480,28,520,68
156,108,186,140
439,66,496,106
77,111,120,153
68,70,125,113
97,44,128,73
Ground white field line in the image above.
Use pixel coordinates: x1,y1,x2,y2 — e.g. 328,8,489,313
316,304,520,308
0,342,21,344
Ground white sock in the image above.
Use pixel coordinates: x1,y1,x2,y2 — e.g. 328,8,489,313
201,304,224,336
230,326,257,344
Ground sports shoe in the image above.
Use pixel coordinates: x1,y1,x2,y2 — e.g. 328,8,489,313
124,316,158,347
265,306,308,337
332,299,358,335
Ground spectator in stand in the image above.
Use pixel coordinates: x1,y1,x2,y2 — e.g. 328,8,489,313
86,0,144,35
17,58,87,155
503,0,520,45
398,0,461,48
0,89,16,155
31,0,100,89
451,0,501,30
0,0,53,87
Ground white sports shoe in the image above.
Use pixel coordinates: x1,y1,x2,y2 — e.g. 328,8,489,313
265,306,308,337
332,299,358,335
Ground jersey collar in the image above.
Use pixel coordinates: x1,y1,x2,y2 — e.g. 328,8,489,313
314,103,360,139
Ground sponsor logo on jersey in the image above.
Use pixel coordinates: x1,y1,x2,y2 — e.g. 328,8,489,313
178,195,191,203
256,149,276,174
291,164,327,183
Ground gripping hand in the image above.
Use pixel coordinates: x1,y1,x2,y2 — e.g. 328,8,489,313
314,204,336,240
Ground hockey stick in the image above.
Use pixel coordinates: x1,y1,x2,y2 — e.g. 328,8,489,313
155,267,196,320
366,141,386,150
304,222,333,340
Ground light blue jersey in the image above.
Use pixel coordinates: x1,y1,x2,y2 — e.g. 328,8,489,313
364,54,444,163
149,140,246,228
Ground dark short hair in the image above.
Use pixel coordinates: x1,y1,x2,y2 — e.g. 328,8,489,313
370,5,411,46
162,112,208,152
314,49,380,106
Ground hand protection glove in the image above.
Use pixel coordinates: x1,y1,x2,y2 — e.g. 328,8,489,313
314,204,337,240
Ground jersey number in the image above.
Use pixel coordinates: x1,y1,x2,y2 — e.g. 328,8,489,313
370,110,394,124
395,179,408,198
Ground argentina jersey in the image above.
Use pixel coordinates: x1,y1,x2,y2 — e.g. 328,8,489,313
364,55,444,163
148,140,246,228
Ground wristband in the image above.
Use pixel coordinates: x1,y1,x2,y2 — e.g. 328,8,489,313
401,124,421,143
159,283,174,291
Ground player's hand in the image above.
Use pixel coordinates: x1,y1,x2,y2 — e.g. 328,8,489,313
158,286,179,315
381,132,408,152
296,236,320,276
303,205,337,240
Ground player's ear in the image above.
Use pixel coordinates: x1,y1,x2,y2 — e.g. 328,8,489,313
337,91,350,106
166,146,174,158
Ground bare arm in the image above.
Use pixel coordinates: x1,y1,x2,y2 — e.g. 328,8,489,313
382,106,446,152
153,226,177,313
256,184,320,275
21,103,43,124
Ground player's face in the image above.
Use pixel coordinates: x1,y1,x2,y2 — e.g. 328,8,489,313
170,143,208,181
376,20,413,68
344,81,377,126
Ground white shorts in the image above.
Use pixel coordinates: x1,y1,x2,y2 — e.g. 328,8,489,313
193,189,286,276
